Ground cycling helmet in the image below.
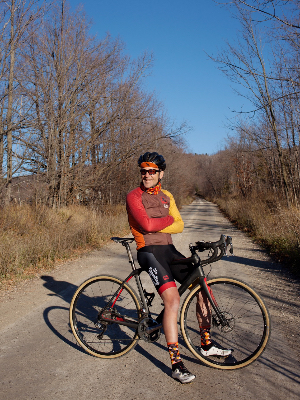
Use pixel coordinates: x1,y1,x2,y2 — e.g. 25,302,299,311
138,152,166,171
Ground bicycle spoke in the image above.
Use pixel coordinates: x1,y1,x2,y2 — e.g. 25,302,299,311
181,278,270,369
70,276,141,358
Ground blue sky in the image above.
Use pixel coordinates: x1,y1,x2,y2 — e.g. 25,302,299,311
67,0,250,155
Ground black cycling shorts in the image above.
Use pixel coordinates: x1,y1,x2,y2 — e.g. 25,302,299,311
137,244,193,295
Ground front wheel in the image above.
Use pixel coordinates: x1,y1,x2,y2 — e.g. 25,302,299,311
70,275,141,358
180,277,271,369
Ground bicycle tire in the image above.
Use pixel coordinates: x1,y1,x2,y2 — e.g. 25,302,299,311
180,277,270,369
70,275,141,358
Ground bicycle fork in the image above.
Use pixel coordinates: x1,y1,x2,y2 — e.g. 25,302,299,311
197,276,228,328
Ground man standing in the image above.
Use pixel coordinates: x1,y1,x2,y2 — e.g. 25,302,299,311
126,152,230,383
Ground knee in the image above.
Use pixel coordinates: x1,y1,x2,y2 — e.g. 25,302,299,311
163,292,180,312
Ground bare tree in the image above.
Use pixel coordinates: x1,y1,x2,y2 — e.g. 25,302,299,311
0,0,194,207
221,0,300,28
0,0,45,204
211,7,294,205
16,1,185,207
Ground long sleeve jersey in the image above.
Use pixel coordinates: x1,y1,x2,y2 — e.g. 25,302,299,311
126,186,184,250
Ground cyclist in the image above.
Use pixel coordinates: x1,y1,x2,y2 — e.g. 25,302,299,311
126,152,230,383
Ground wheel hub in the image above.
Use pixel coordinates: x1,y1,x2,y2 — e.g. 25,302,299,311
213,312,235,333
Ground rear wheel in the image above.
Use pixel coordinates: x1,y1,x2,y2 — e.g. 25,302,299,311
70,275,141,358
180,277,270,369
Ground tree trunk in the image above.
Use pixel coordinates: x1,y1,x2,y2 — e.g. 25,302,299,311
5,0,16,205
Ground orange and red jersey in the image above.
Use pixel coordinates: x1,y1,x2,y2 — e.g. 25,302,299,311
126,186,184,250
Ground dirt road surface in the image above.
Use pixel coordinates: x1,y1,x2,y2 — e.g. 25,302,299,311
0,199,299,399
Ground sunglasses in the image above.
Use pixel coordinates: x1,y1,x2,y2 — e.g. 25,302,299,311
140,168,159,175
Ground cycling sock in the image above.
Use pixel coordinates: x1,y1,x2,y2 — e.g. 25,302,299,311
167,342,182,365
200,327,212,350
171,360,185,372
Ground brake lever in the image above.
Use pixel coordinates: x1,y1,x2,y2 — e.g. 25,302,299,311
225,236,234,256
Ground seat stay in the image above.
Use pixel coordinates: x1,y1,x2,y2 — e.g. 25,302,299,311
113,268,148,311
97,269,147,331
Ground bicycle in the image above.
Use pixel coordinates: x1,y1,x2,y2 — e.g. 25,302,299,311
69,235,270,370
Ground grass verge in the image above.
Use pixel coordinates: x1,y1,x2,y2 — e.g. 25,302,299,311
0,204,130,289
0,195,197,290
213,196,300,277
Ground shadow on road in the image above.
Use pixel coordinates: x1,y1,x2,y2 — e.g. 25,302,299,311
223,255,300,297
42,303,172,376
41,275,76,302
223,255,281,272
43,305,87,354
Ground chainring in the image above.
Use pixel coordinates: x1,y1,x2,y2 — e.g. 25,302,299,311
137,317,161,342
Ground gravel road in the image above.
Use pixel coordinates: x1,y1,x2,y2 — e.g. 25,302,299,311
0,198,299,399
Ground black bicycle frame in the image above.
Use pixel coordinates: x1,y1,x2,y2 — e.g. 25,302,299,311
98,240,227,330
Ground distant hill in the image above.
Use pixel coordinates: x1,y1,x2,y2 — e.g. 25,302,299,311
7,174,48,204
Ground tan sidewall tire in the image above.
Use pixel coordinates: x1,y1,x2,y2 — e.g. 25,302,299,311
69,275,141,358
180,277,271,370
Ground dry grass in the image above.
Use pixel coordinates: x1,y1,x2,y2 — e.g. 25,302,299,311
0,195,195,289
177,195,196,208
214,196,300,275
0,204,129,287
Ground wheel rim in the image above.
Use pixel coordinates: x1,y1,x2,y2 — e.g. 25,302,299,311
70,276,141,358
181,278,270,369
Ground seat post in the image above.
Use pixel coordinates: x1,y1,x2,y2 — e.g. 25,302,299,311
122,241,136,270
122,240,148,312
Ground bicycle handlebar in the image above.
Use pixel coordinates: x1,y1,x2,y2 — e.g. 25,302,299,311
196,235,225,251
172,234,233,266
194,234,233,265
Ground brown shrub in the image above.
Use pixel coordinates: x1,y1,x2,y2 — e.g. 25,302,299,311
214,195,300,275
0,204,129,281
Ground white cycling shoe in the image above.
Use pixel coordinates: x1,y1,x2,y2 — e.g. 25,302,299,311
200,345,232,357
172,362,196,384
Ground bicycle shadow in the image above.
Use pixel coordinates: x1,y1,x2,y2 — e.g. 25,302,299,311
43,304,87,354
40,275,88,354
41,275,76,303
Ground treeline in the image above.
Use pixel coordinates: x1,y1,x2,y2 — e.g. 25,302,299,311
196,1,300,273
199,1,300,207
0,0,196,208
